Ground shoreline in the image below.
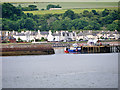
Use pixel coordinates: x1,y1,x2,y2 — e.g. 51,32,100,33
0,41,120,56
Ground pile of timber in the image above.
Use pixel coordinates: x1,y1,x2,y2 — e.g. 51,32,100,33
0,44,55,56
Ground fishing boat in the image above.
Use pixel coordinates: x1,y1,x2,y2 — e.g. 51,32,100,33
64,43,81,53
64,47,81,53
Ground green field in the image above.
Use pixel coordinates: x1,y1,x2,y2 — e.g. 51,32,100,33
12,2,118,10
23,7,118,15
11,2,118,15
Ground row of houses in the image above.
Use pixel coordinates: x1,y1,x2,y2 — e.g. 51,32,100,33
0,30,120,42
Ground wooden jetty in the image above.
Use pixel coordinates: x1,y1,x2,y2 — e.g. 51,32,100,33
110,45,120,53
49,42,120,53
48,42,120,53
80,45,120,53
0,44,55,56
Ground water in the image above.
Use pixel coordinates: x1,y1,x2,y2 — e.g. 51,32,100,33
2,48,118,88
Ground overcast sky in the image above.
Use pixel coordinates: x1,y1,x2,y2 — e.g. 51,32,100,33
1,0,119,2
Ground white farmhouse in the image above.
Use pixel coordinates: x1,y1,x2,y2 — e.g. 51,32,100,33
49,8,62,10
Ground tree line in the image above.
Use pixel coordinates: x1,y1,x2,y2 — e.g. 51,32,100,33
46,4,62,10
17,4,39,11
17,4,62,11
2,3,119,32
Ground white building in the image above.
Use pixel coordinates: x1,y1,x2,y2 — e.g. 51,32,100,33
36,30,49,40
49,8,62,10
13,31,37,42
1,30,120,42
47,30,77,42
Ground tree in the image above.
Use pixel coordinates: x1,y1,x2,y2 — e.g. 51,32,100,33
2,18,20,31
107,21,119,31
91,10,98,15
100,15,114,26
24,18,37,30
28,5,37,8
72,19,88,30
17,18,25,29
28,5,38,11
41,8,45,10
83,25,93,30
46,4,62,10
2,3,24,20
64,10,75,20
17,37,23,42
102,9,109,17
27,13,34,17
47,17,57,26
50,20,62,30
84,21,101,30
83,10,89,16
40,37,47,41
2,18,11,30
9,21,19,31
109,10,118,20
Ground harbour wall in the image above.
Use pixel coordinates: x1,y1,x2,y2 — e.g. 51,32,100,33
0,44,55,56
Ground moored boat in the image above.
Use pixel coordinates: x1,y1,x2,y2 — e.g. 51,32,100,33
64,47,81,53
64,43,81,53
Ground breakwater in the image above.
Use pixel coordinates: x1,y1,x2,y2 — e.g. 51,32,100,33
0,44,55,56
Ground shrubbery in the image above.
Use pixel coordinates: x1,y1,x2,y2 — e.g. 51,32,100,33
46,4,62,10
2,3,119,32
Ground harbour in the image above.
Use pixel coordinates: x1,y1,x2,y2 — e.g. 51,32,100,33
1,1,119,88
1,42,119,88
0,41,120,56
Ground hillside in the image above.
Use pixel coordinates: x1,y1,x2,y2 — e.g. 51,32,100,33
23,7,118,15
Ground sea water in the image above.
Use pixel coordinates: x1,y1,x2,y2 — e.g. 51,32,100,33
2,48,118,88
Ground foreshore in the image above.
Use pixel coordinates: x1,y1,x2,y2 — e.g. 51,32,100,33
0,44,55,56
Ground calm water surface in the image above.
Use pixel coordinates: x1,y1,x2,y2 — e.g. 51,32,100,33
2,48,118,88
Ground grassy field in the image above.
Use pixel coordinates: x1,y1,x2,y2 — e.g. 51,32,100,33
11,2,118,15
12,2,118,9
23,7,118,15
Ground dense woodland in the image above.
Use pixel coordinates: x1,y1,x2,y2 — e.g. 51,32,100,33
2,3,119,32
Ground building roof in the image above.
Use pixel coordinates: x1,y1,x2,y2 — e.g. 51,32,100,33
40,31,49,35
15,33,25,36
52,33,61,36
108,34,115,37
77,32,84,36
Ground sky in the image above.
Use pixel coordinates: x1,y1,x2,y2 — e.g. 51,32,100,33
1,0,119,2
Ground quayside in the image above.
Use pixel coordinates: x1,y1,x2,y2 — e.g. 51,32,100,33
0,44,55,56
